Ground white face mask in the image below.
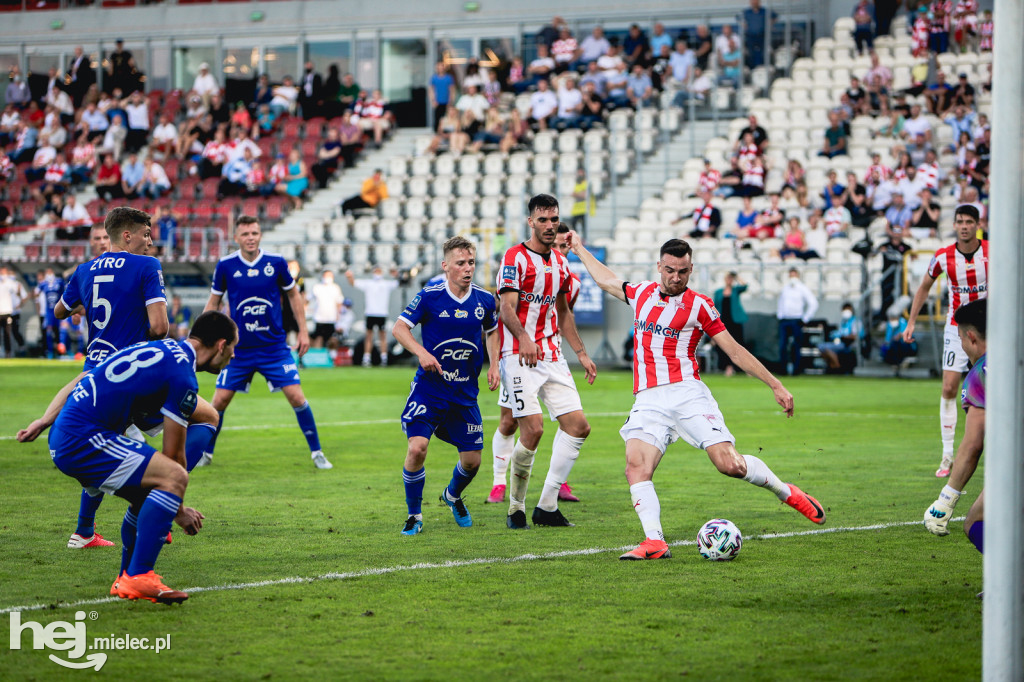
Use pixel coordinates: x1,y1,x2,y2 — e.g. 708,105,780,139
323,275,333,284
841,309,853,320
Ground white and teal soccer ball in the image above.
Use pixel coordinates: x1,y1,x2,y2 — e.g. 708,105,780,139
697,518,742,561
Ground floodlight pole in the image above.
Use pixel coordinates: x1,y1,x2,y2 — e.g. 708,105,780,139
984,1,1024,680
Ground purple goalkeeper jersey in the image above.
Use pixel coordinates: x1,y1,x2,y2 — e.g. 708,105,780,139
960,353,986,412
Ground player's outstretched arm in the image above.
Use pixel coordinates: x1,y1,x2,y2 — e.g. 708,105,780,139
203,292,223,313
16,370,88,442
903,272,936,343
565,230,626,302
392,319,441,373
286,286,310,357
556,293,596,384
147,301,169,339
925,406,985,536
486,329,501,391
713,330,794,417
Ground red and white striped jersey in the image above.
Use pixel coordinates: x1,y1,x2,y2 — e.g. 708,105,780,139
926,240,989,326
624,281,726,394
568,271,581,310
497,243,573,361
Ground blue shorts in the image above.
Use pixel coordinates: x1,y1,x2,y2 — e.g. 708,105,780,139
49,422,157,496
216,344,301,393
401,381,484,452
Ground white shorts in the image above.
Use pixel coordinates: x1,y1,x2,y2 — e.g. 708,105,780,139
943,324,969,373
498,355,582,420
619,381,735,453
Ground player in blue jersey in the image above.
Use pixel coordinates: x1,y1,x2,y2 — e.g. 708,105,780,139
18,207,173,550
203,215,331,469
35,268,65,357
924,298,987,555
48,311,238,603
392,236,500,535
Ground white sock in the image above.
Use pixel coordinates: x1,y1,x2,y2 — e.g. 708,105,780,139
629,481,664,541
492,429,515,486
742,454,791,501
940,398,957,457
507,440,536,514
537,429,585,511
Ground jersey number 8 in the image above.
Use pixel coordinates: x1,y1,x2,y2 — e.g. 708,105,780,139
105,346,164,383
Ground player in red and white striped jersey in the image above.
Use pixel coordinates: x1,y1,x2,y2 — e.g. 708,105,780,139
496,196,597,530
904,204,988,477
567,233,825,560
491,223,583,505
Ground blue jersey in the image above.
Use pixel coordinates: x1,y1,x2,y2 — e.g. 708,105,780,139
961,353,986,412
55,339,199,436
60,252,166,368
37,277,64,324
211,250,295,350
397,281,498,406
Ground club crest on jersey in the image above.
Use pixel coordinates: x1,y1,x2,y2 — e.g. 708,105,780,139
474,305,485,320
455,309,469,318
264,263,274,276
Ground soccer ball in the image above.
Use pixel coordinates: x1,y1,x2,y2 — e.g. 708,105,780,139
697,519,742,561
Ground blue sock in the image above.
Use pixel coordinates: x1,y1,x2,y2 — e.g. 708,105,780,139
45,328,53,354
294,401,322,452
967,520,984,554
185,423,217,471
119,508,138,575
58,325,68,348
208,409,225,454
446,461,478,500
403,467,425,515
127,489,181,576
75,489,104,537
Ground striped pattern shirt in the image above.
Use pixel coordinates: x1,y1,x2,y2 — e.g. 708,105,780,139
497,243,573,361
624,281,726,394
926,240,989,326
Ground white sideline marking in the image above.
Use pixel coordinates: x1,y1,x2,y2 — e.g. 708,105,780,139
0,517,964,615
0,409,934,441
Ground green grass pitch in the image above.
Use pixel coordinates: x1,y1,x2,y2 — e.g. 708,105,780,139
0,361,981,680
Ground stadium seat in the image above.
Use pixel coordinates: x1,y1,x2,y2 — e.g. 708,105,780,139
435,154,456,176
483,153,505,175
353,217,375,241
388,156,409,177
377,219,399,242
401,219,425,241
429,197,452,220
454,197,477,220
481,175,504,197
432,175,454,198
404,197,427,220
457,155,480,176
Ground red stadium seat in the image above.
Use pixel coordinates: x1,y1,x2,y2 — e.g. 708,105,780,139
69,245,86,261
304,118,325,139
19,201,36,223
281,119,301,139
24,244,41,261
240,198,261,219
46,244,63,261
301,139,319,157
263,197,285,222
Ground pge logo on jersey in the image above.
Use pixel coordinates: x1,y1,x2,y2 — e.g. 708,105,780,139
8,610,172,671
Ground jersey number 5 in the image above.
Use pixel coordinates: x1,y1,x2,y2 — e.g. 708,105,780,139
92,275,116,330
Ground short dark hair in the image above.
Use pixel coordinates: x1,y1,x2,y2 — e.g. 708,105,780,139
236,215,260,229
953,299,986,338
189,311,238,347
954,204,981,222
104,206,151,242
528,193,559,214
659,239,692,260
556,222,570,234
443,236,475,257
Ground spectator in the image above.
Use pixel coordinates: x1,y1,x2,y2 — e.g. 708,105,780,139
738,155,766,197
952,72,975,108
650,44,673,91
579,26,611,65
219,147,254,198
753,193,785,238
60,194,91,238
944,104,976,147
506,57,526,92
428,61,455,126
864,50,892,112
482,69,501,107
673,66,712,107
918,148,943,190
776,268,818,375
500,109,530,154
717,32,743,86
352,89,389,148
738,114,769,152
626,64,654,107
897,164,927,209
979,9,993,51
121,90,150,153
230,101,252,132
528,78,558,131
5,68,30,109
538,15,564,52
197,128,228,179
569,168,593,234
251,74,273,113
322,64,342,118
0,105,19,146
10,121,38,165
427,106,466,154
697,158,722,195
729,195,759,238
689,190,721,239
597,42,625,76
150,113,178,159
714,25,738,65
68,137,96,186
192,62,220,106
99,113,127,161
275,148,308,210
309,270,345,349
852,0,877,55
454,84,488,134
778,217,810,260
820,110,848,158
309,128,342,190
106,39,137,95
578,80,604,130
884,191,913,232
667,39,697,88
842,171,872,228
821,169,846,209
622,24,649,68
880,312,917,367
873,107,904,140
119,152,144,199
692,24,714,71
167,295,192,340
846,76,870,117
902,104,932,143
650,22,674,59
712,271,748,376
156,205,179,257
94,153,123,200
139,156,171,199
515,45,556,93
341,168,388,215
804,213,828,259
551,27,581,72
336,110,362,168
929,1,951,54
741,0,776,68
817,302,864,373
823,203,852,238
925,71,955,116
24,134,56,183
552,76,583,130
470,106,505,153
47,85,74,126
910,187,940,238
269,76,299,118
298,61,324,120
579,60,607,98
